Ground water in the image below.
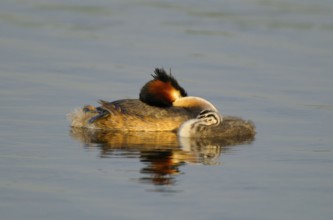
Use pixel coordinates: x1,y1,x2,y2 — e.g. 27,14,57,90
1,0,333,219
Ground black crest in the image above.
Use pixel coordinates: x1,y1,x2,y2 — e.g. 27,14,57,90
151,68,187,97
139,68,188,107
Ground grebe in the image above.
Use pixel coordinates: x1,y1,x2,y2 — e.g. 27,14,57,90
178,113,255,138
68,68,255,138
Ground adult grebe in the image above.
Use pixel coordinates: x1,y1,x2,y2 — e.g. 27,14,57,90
68,68,217,131
68,68,255,138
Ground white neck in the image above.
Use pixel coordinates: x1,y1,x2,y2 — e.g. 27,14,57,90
172,96,218,112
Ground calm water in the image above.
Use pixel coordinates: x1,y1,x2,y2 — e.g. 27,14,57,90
1,0,333,219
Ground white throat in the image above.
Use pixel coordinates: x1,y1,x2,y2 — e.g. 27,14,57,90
172,96,218,112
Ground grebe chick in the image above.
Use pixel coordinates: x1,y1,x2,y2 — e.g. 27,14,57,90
178,110,222,137
178,112,255,139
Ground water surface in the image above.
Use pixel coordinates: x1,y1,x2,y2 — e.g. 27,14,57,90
1,0,333,220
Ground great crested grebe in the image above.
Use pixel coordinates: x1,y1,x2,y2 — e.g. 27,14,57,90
68,68,255,138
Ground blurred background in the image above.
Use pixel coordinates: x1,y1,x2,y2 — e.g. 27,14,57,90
0,0,332,220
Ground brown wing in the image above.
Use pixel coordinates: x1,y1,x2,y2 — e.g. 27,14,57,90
93,99,196,131
98,99,193,118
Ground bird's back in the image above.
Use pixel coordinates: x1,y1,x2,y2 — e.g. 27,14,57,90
76,99,199,131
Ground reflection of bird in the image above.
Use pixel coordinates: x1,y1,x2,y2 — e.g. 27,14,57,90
68,68,255,138
140,150,181,186
69,127,254,188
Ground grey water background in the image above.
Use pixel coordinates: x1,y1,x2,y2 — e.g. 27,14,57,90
1,0,333,219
